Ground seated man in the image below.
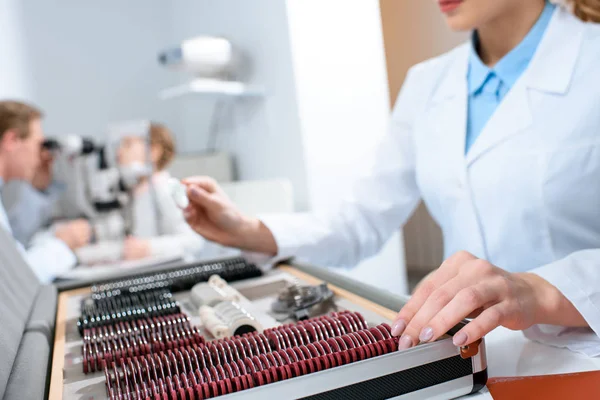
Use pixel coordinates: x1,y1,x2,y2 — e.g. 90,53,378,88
0,100,91,283
1,146,64,245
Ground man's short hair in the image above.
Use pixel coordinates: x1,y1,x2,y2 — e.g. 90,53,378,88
0,100,43,140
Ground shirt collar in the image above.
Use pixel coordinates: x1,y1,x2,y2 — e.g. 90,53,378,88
468,1,556,95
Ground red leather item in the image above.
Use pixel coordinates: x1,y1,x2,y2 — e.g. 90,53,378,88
487,371,600,400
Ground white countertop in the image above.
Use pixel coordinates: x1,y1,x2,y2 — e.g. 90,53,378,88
466,327,600,399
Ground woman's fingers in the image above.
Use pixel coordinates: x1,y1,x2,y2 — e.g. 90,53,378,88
398,276,492,349
392,251,477,338
452,305,506,346
182,176,219,193
187,185,223,214
416,283,497,345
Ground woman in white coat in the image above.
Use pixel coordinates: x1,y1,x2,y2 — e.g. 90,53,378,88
181,0,600,355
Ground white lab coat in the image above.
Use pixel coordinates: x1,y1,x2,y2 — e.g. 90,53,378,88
258,8,600,355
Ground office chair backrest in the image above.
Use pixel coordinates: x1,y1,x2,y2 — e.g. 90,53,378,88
0,227,41,398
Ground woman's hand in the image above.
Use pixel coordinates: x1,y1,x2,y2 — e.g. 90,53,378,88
182,176,277,255
122,237,151,260
391,251,586,350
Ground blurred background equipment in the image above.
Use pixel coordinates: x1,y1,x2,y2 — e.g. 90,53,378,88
158,36,236,79
48,120,159,243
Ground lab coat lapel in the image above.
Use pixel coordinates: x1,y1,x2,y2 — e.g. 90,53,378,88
465,83,533,165
429,44,470,170
466,7,584,165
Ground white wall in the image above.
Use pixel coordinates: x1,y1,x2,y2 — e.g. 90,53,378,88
285,0,407,294
4,0,407,293
16,0,178,139
0,0,33,99
168,0,311,211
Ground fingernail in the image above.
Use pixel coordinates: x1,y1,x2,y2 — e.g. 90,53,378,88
391,319,407,337
190,187,202,199
398,335,413,350
453,332,468,346
419,327,434,343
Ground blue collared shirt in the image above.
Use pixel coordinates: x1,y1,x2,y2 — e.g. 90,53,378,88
0,177,76,283
465,1,555,153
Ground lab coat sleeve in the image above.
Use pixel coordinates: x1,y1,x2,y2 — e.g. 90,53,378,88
25,235,77,283
525,249,600,357
256,68,424,268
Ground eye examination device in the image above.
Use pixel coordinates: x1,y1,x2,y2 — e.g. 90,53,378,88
46,257,488,399
47,121,160,243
